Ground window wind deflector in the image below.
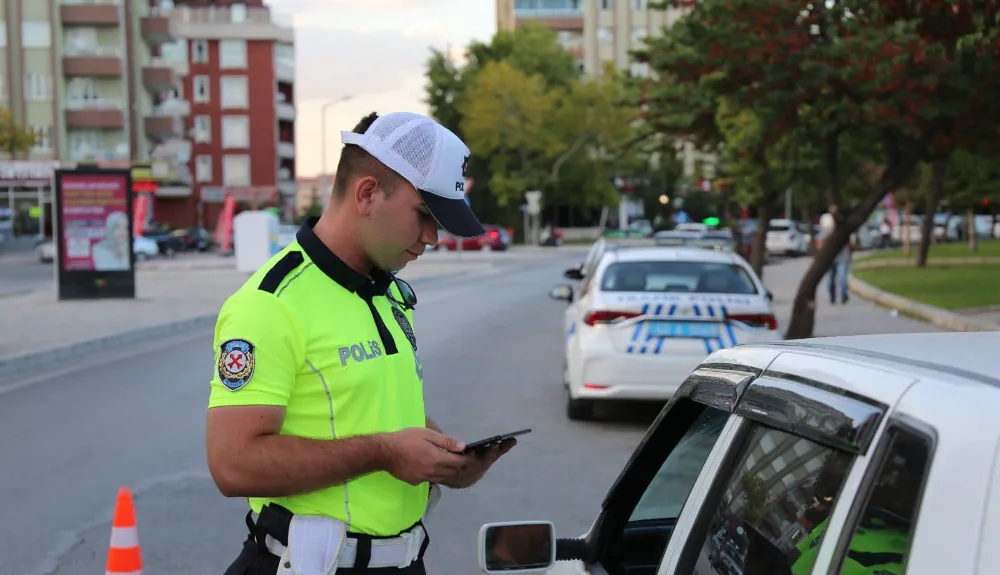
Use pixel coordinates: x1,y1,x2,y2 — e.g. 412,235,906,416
676,365,757,412
735,374,886,454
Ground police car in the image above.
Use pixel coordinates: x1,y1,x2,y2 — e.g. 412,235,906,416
549,242,781,420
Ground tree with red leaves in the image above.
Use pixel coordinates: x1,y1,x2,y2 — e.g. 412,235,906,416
641,0,1000,338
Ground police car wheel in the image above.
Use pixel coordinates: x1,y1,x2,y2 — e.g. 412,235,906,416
566,395,594,421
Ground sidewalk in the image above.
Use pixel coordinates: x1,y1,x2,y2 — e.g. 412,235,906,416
763,255,941,337
0,256,496,377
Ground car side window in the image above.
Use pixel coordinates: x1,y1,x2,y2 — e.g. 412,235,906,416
833,426,931,574
682,424,855,575
596,400,731,575
629,406,730,523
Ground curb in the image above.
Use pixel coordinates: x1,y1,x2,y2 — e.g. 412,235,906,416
848,274,998,332
0,265,496,380
0,314,219,380
854,256,1000,270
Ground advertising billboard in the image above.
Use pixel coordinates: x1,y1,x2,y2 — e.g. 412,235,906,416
53,167,135,299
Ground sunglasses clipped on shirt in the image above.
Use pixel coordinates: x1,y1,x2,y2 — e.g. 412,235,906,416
388,275,417,310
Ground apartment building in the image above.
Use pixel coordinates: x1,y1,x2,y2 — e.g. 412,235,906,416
150,0,295,231
0,0,187,237
498,0,585,71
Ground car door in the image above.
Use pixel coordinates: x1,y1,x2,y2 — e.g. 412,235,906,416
654,370,891,575
563,358,769,575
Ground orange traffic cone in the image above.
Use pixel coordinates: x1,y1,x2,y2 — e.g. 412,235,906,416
106,487,142,575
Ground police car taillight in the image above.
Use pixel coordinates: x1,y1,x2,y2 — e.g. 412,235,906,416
584,310,641,326
726,313,778,330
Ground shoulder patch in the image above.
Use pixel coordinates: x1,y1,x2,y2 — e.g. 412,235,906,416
218,338,256,391
258,251,305,294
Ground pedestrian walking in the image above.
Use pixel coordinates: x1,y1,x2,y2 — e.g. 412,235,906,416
819,205,853,305
206,111,516,575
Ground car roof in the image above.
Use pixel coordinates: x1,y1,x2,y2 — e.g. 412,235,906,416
605,246,743,265
754,332,1000,390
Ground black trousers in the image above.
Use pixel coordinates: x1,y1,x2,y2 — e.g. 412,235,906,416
223,534,427,575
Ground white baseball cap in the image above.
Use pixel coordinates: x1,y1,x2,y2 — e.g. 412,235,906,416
341,112,485,238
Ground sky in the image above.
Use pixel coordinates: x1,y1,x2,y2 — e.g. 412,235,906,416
265,0,496,178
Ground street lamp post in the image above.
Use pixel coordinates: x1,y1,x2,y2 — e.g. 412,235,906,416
319,95,353,207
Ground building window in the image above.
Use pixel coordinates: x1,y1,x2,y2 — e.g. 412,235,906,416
192,40,209,63
222,155,250,186
66,78,100,106
223,155,251,186
220,76,249,109
22,22,52,48
65,28,98,55
194,115,211,142
193,75,210,103
601,0,613,9
230,3,248,22
219,40,247,69
67,130,102,160
23,73,53,101
597,27,613,44
0,25,6,48
31,126,52,151
631,27,647,45
221,116,250,149
196,155,213,183
632,0,646,9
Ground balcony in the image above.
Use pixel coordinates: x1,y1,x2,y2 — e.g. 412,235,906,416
276,102,294,122
168,6,294,42
63,46,122,77
140,11,176,44
144,108,184,142
275,59,294,83
65,99,125,130
278,141,295,159
515,0,583,29
142,60,180,93
60,0,120,26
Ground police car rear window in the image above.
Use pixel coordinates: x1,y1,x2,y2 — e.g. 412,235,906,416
599,261,759,294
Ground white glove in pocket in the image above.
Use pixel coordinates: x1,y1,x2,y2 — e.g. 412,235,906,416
276,515,347,575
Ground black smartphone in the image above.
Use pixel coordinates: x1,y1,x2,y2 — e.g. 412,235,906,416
462,428,532,455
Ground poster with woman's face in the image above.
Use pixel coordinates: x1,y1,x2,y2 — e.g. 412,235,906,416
59,173,132,272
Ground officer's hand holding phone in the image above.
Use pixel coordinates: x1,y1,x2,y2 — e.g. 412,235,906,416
381,427,469,486
442,438,517,489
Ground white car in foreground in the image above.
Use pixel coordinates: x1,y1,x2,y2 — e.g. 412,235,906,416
549,245,782,420
477,332,1000,575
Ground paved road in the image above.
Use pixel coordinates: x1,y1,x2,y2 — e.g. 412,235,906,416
1,249,653,575
0,250,936,575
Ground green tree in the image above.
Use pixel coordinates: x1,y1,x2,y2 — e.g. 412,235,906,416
0,105,37,157
424,22,636,227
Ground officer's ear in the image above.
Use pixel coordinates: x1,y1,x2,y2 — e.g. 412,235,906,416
354,176,379,216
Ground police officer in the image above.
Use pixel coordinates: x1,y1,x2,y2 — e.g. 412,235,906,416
206,111,515,575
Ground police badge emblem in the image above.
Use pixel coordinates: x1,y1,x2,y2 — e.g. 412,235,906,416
217,338,255,391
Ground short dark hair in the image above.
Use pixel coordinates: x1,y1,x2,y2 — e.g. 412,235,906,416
332,112,405,199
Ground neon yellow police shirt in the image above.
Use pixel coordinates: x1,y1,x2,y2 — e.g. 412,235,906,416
207,224,428,536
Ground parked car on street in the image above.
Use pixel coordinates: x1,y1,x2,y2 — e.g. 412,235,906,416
478,332,1000,575
435,224,511,251
765,218,809,256
36,236,161,263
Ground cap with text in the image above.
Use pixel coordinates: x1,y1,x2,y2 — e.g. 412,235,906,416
341,112,485,238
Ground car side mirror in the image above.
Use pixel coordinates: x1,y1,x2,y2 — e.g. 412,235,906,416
478,521,556,574
767,290,774,301
563,267,584,280
548,284,573,302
